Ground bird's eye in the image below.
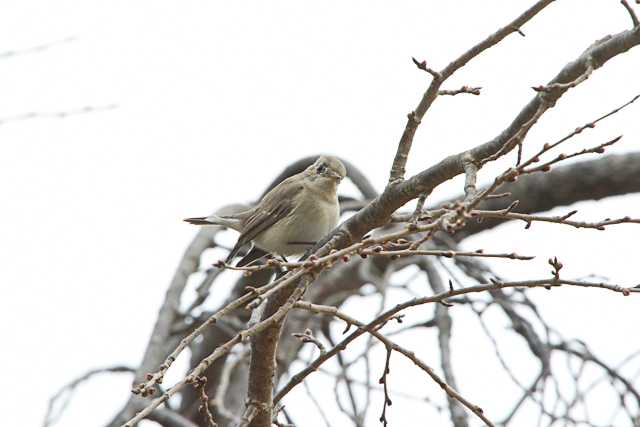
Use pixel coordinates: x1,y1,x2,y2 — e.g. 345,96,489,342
316,164,326,173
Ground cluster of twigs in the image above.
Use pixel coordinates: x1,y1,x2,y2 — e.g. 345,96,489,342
121,85,640,425
42,1,640,427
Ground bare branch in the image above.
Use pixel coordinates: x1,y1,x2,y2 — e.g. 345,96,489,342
292,328,326,354
389,0,554,182
377,347,393,427
423,261,469,427
322,19,640,261
531,57,594,94
463,155,479,200
43,366,134,427
621,0,640,27
438,86,482,96
193,377,217,427
289,302,494,426
454,152,640,240
103,4,640,426
411,56,441,79
364,248,535,261
276,276,637,406
121,280,310,427
0,104,117,127
143,406,201,427
0,36,76,59
471,209,640,231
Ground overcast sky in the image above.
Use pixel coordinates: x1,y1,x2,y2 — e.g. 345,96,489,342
1,1,639,426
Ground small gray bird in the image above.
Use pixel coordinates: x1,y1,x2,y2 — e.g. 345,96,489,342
185,156,346,266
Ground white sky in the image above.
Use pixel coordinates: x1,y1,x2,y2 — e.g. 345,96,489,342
1,1,639,426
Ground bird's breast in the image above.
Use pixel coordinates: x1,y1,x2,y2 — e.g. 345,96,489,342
253,189,339,256
293,194,337,239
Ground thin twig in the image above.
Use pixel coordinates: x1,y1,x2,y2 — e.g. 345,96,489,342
0,104,117,127
290,302,495,426
363,248,534,261
0,36,76,59
621,0,640,27
121,280,310,427
389,0,554,182
471,209,640,231
439,86,482,96
43,366,134,427
277,276,637,401
193,377,217,427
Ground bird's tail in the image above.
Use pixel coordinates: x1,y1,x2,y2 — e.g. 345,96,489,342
183,217,213,225
184,214,242,230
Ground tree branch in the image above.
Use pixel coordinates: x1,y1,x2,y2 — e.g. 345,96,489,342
388,0,554,182
275,276,637,402
423,261,469,427
454,152,640,240
109,5,640,426
620,0,640,28
322,24,640,256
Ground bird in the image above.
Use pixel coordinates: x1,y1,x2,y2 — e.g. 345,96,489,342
184,155,346,266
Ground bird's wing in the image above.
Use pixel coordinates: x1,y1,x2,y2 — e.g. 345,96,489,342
225,176,303,262
235,245,268,267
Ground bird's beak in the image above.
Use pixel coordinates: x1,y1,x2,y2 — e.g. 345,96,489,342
329,171,343,181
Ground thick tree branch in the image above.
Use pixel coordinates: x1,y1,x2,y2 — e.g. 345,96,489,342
324,25,640,256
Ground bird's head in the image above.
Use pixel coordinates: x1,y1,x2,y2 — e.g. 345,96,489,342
305,155,347,186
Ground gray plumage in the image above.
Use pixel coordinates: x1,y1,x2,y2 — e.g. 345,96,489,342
185,155,346,265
